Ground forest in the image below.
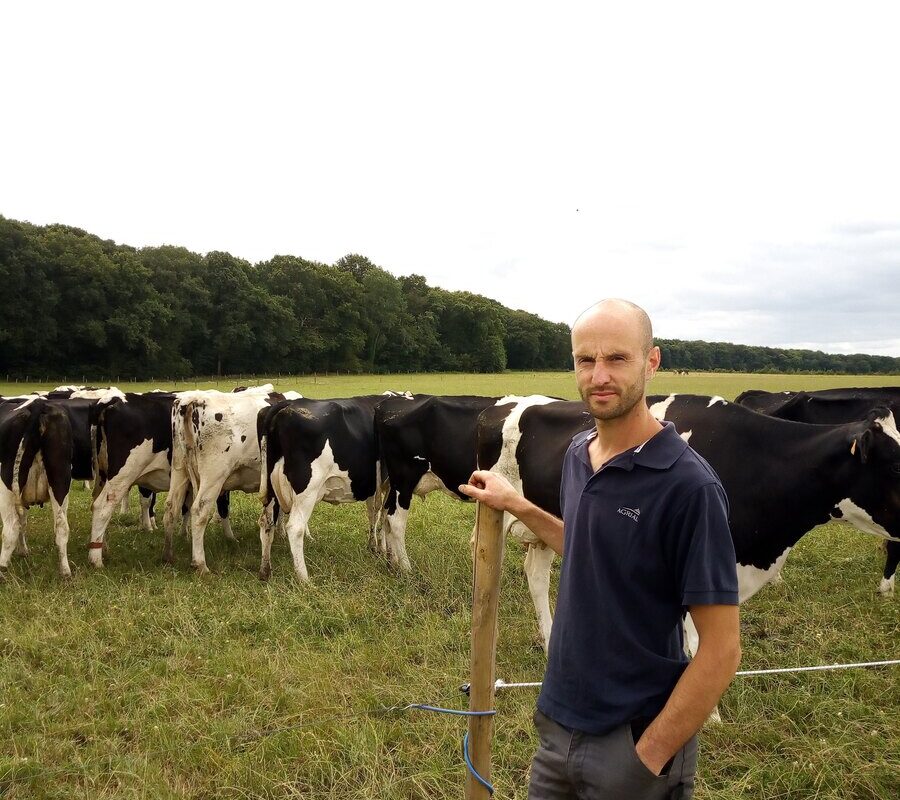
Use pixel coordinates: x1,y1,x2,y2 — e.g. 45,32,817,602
1,215,898,379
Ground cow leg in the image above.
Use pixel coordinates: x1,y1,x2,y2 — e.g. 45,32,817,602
138,486,156,531
257,498,277,580
189,487,222,574
14,506,29,556
0,494,22,575
89,472,137,568
880,541,899,596
216,493,235,541
365,495,383,555
382,502,412,572
162,468,192,565
381,485,413,570
118,490,130,515
50,490,72,579
285,493,318,583
524,540,555,653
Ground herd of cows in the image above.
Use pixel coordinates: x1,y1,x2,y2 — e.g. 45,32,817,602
1,383,898,649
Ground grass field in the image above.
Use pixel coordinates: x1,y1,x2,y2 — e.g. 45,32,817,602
1,372,899,799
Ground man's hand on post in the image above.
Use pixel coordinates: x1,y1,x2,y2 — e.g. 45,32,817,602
460,471,565,555
458,470,521,513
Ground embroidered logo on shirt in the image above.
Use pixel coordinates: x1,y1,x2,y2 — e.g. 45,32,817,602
617,506,641,523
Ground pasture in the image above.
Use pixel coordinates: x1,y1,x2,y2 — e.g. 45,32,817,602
1,372,899,799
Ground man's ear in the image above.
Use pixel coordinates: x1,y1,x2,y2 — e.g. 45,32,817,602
647,345,661,378
852,428,873,464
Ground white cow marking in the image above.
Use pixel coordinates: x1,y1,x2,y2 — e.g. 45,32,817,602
835,498,893,540
875,411,900,446
648,393,678,421
707,396,727,407
736,547,792,602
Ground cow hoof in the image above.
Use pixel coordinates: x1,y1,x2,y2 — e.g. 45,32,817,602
258,565,271,581
194,564,211,576
0,568,6,583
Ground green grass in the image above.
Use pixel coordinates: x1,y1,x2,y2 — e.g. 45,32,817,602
3,368,899,402
1,373,899,798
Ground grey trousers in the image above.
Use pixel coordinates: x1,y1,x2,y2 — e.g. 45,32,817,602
528,710,698,800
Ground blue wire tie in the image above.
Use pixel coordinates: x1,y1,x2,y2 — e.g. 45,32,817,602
407,704,496,717
463,732,495,795
402,705,496,794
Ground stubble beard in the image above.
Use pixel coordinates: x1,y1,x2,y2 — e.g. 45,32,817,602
581,374,647,421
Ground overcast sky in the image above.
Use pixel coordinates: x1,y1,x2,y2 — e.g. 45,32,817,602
2,2,898,356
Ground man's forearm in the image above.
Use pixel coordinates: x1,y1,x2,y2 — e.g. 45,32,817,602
635,636,741,774
507,495,565,555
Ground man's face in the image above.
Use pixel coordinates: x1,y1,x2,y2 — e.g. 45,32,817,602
572,311,659,421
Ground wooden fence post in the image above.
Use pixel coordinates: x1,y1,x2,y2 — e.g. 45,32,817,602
466,502,506,799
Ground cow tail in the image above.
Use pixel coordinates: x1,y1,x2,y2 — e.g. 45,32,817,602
373,414,389,511
179,400,201,487
90,396,119,486
258,430,270,506
37,402,73,504
259,407,285,507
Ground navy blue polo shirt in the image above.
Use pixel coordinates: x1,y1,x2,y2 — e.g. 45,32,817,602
537,421,739,735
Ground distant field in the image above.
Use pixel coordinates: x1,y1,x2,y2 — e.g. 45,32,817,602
1,373,898,799
3,369,900,401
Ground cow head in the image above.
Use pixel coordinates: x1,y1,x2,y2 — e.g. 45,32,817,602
837,408,900,542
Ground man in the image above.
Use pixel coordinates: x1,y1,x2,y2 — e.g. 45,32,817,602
460,299,741,799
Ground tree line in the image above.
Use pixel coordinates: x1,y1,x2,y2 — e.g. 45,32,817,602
1,214,898,380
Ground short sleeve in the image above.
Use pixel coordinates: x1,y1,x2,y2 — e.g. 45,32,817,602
670,482,739,607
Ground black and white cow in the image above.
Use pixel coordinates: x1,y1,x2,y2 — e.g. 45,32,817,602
163,385,301,573
0,398,74,579
89,390,176,565
736,387,900,420
257,394,406,582
88,390,216,565
93,387,257,569
374,394,521,571
736,386,900,594
2,386,113,488
477,394,900,649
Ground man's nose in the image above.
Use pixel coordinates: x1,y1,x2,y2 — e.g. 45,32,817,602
592,362,611,385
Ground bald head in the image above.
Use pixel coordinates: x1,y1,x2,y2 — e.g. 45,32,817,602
572,299,654,356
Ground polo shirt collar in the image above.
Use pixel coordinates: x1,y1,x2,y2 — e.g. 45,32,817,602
572,421,688,472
